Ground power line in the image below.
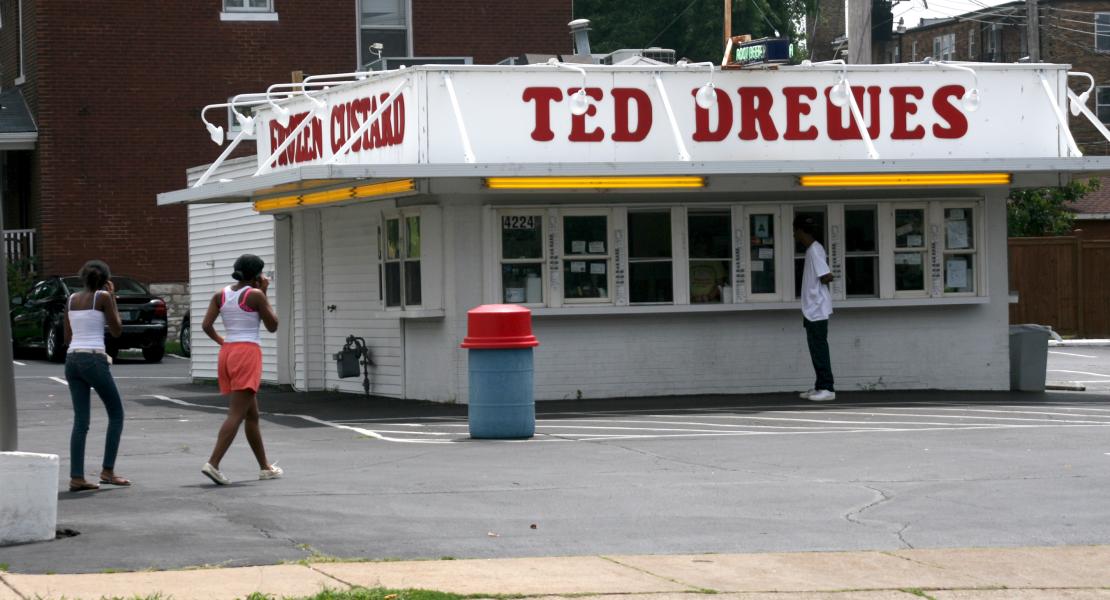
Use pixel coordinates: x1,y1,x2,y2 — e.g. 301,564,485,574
645,0,704,48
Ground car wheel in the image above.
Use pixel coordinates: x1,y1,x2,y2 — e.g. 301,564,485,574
179,319,191,357
46,323,66,363
143,344,165,363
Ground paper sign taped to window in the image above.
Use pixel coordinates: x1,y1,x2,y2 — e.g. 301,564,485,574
590,262,606,274
571,261,586,273
589,241,605,254
571,240,586,254
753,215,771,238
895,253,922,265
946,259,968,288
751,260,764,272
758,247,774,259
906,234,923,247
946,221,969,249
949,209,965,219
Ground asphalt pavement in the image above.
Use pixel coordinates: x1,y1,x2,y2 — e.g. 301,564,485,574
3,350,1110,576
1047,345,1110,391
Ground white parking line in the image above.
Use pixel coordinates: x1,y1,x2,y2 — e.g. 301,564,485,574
1050,369,1110,378
49,376,67,385
1049,351,1098,358
12,360,26,366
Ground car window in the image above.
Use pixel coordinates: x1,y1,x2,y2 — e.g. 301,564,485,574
30,281,58,301
61,277,82,294
111,277,149,296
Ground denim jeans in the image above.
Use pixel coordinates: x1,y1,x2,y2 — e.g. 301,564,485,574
803,318,835,392
66,352,124,479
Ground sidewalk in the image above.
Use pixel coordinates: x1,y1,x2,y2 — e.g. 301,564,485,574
3,545,1109,600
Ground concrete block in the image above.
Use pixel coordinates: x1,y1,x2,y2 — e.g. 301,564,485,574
0,452,59,546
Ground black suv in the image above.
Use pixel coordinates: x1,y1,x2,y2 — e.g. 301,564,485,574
10,276,168,362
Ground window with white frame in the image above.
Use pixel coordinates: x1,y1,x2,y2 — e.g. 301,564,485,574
382,214,421,307
844,205,879,297
562,213,612,303
688,211,731,303
1098,87,1110,123
748,210,778,297
628,211,673,304
968,30,975,60
500,213,544,304
224,0,273,11
942,206,976,294
792,207,827,299
361,0,409,67
893,207,927,294
1098,13,1110,51
911,41,918,62
933,33,956,60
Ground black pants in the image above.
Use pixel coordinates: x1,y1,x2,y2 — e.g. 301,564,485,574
803,318,835,392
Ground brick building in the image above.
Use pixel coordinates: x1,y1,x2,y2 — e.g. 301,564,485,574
0,0,570,333
877,0,1110,155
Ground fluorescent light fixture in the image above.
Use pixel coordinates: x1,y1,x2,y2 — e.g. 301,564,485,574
799,173,1011,187
205,122,225,145
254,179,416,212
484,176,706,190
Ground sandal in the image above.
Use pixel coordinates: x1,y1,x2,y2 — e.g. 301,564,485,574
69,481,100,492
99,475,132,486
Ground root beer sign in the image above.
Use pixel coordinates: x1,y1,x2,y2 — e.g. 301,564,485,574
256,66,1067,171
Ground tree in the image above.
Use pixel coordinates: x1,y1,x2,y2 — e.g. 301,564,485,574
1007,178,1100,237
573,0,814,64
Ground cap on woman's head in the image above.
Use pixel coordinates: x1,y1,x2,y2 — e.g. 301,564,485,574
232,254,265,282
79,260,111,291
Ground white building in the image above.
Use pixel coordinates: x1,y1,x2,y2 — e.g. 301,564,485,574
163,62,1110,401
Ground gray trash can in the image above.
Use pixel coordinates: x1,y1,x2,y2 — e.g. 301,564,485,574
1009,324,1052,391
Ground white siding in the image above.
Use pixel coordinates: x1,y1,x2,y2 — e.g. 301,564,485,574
186,158,279,383
291,210,327,390
320,205,403,396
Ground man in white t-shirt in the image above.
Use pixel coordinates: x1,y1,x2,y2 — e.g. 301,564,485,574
793,215,835,402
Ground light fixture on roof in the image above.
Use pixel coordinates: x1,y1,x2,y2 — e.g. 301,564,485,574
929,60,981,112
678,61,718,110
829,74,851,108
549,58,592,116
233,109,256,136
1069,71,1095,116
204,121,225,145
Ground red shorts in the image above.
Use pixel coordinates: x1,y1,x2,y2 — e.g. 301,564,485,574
218,342,263,395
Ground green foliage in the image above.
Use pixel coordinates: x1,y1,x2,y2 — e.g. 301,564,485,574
6,256,37,307
572,0,813,64
1007,178,1100,237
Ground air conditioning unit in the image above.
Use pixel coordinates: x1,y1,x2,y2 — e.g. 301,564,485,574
601,48,676,65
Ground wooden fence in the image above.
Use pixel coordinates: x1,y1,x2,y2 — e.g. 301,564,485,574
1008,236,1110,338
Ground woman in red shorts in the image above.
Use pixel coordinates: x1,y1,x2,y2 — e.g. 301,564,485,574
200,254,282,485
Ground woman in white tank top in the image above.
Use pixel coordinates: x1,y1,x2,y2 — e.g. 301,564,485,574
63,260,128,492
200,254,281,486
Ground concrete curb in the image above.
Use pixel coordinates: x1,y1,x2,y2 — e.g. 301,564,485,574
2,545,1109,600
1049,339,1110,347
0,452,58,546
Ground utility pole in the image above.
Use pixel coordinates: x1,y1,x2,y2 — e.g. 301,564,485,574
1026,0,1041,61
0,155,18,452
724,0,732,50
848,0,872,64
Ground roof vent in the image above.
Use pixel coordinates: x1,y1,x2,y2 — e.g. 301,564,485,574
569,19,592,56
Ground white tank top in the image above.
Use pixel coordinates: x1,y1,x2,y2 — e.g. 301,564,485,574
220,285,261,345
68,291,107,351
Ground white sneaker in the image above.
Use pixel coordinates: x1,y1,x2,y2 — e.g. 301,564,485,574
799,389,816,399
259,463,283,480
808,390,836,402
202,462,230,485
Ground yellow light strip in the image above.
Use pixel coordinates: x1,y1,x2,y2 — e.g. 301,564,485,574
254,179,416,212
799,173,1011,188
484,176,705,190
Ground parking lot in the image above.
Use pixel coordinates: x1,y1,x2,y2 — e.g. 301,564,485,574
4,349,1110,575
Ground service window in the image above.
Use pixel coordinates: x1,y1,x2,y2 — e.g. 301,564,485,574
893,207,927,294
748,211,777,296
500,213,544,304
844,205,878,297
382,214,421,307
942,206,976,294
688,210,731,303
792,207,827,299
562,213,611,303
628,211,674,304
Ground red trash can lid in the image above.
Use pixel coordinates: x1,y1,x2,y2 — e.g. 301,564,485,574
461,304,539,349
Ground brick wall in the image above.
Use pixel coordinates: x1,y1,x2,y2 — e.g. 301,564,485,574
10,1,355,288
413,0,571,64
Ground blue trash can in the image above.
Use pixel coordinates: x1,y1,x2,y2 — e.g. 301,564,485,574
461,304,539,439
